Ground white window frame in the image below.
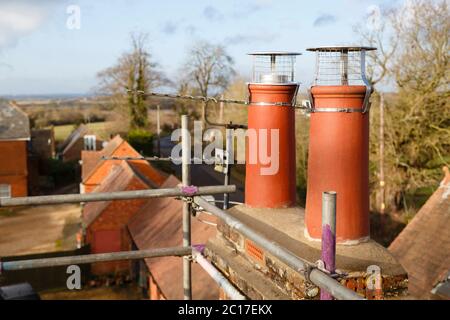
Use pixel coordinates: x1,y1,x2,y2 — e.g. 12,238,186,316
0,184,11,199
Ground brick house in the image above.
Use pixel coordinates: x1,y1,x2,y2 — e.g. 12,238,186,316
389,167,450,299
30,128,55,160
0,103,30,198
81,135,165,193
28,128,56,195
128,175,219,300
58,124,103,163
82,159,167,276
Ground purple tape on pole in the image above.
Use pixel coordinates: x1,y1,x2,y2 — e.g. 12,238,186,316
192,244,206,254
181,185,198,196
320,224,336,300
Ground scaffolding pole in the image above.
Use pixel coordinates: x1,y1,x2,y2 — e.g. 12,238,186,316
181,115,192,300
320,191,337,300
193,196,364,300
192,247,246,300
1,247,191,272
0,185,236,207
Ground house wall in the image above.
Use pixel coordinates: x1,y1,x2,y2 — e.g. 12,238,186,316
27,155,40,196
31,129,55,159
0,141,28,197
62,138,103,163
83,141,141,193
85,178,149,275
62,139,84,163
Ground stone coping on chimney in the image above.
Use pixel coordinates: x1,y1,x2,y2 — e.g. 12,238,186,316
222,205,406,276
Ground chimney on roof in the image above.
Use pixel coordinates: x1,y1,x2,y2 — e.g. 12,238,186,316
304,46,376,244
245,52,301,208
205,48,408,300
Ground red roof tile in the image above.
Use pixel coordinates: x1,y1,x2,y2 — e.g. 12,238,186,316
81,151,102,181
82,158,169,228
81,135,126,183
389,167,450,299
82,161,146,227
128,175,219,300
128,160,167,188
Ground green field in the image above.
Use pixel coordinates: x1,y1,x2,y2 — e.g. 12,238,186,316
52,122,114,142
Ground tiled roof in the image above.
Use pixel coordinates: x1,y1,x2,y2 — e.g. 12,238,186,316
82,158,168,228
389,167,450,299
128,175,219,300
128,160,167,188
97,134,123,158
59,124,89,154
81,135,125,183
81,150,102,181
82,162,141,227
0,103,30,140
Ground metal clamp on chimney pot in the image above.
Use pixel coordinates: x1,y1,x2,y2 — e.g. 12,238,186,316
303,46,376,114
305,45,377,243
245,51,301,208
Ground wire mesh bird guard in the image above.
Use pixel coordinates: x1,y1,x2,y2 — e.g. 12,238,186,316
307,46,376,86
249,51,301,84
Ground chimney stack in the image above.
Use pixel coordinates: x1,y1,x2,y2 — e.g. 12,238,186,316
205,47,408,300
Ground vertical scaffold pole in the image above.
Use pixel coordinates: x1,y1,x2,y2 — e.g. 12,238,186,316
181,115,192,300
321,191,337,300
157,104,161,157
223,127,232,210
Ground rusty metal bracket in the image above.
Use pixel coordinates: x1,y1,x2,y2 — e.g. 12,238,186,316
315,259,328,273
315,259,348,280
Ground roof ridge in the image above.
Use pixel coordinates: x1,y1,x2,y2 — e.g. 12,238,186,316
81,135,125,183
0,103,30,140
8,101,29,118
61,125,90,155
126,160,157,189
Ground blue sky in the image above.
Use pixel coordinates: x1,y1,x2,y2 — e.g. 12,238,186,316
0,0,401,95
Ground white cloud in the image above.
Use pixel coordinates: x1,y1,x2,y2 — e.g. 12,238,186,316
313,14,338,27
225,33,278,46
203,5,224,21
0,1,60,49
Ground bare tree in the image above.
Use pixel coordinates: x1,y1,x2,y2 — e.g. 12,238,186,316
96,32,167,129
353,7,398,87
173,77,201,121
181,41,235,125
183,41,235,97
355,0,449,215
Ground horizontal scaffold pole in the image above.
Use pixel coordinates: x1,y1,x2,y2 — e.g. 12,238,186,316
0,185,236,207
1,246,191,271
193,196,364,301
